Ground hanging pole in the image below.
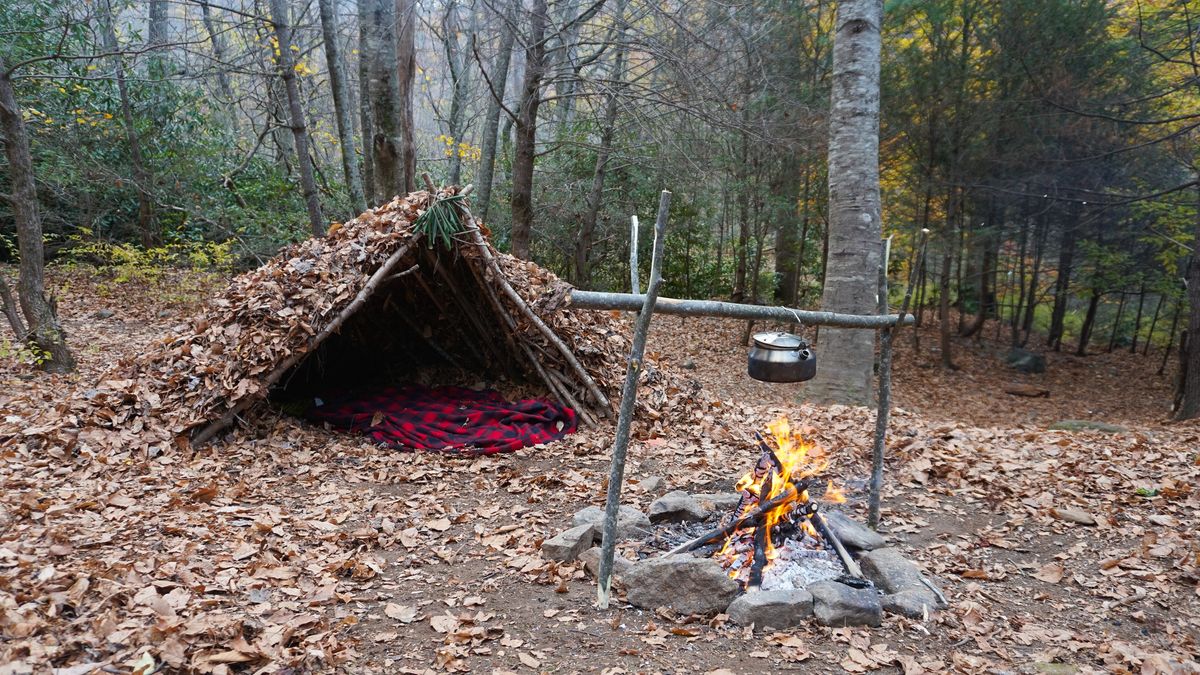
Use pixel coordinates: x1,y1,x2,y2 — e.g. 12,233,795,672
868,230,927,528
597,191,670,609
630,214,640,293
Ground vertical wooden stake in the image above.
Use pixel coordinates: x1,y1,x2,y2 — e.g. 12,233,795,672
597,191,670,609
868,231,926,529
630,215,641,294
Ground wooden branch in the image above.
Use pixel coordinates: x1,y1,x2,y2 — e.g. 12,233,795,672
598,190,671,610
811,511,863,579
663,482,803,556
629,214,640,293
460,208,612,412
569,291,915,328
191,238,419,445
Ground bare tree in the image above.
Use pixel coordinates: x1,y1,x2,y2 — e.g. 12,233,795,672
268,0,326,236
101,0,157,248
396,0,418,193
0,58,77,372
474,0,516,224
807,0,883,405
509,0,607,259
317,0,367,213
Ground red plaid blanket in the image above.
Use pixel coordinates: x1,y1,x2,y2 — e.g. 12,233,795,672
305,385,577,454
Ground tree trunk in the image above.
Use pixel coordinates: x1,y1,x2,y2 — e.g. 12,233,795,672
199,2,240,134
0,62,76,372
1076,288,1102,356
732,127,750,302
396,0,418,194
773,159,801,303
101,0,157,248
1048,210,1077,351
368,0,400,199
1107,291,1127,353
1175,185,1200,419
443,5,476,187
1020,211,1047,345
807,0,883,406
575,6,626,287
1011,213,1028,347
1142,292,1162,355
938,229,956,369
1130,283,1146,354
317,0,367,214
1160,296,1183,376
476,2,516,224
269,0,326,236
356,0,375,205
509,0,549,259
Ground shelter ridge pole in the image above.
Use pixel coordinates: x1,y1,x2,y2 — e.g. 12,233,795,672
597,190,671,609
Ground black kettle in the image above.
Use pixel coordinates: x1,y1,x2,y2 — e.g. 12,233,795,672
747,331,817,383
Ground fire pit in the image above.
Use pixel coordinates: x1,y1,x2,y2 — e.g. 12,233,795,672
542,417,947,629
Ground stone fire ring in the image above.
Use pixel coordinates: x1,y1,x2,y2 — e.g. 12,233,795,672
541,492,946,629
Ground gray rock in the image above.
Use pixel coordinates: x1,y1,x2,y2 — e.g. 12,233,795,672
579,546,634,580
1006,348,1047,374
93,308,115,319
808,581,882,627
640,476,665,495
881,589,939,619
648,491,709,524
860,547,929,595
691,493,742,513
572,505,651,542
681,358,697,370
823,511,886,551
623,556,740,615
540,524,595,562
726,589,814,629
1048,420,1127,434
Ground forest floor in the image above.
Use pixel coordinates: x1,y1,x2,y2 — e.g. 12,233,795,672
1,267,1199,675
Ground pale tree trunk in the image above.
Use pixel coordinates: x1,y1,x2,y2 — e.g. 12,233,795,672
368,0,401,199
442,0,476,186
396,0,417,194
476,0,516,224
510,0,549,259
0,62,76,372
574,0,627,286
807,0,883,406
199,2,240,134
1176,184,1200,419
269,0,326,236
101,0,157,248
317,0,366,213
356,0,375,205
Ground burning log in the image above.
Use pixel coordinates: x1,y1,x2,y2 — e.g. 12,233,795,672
664,480,811,556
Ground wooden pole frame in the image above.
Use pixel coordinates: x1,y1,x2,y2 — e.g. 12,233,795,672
597,191,670,609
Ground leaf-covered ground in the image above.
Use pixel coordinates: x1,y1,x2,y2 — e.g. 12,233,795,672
2,268,1198,674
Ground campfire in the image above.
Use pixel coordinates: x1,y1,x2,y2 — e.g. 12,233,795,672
545,415,944,626
664,416,864,590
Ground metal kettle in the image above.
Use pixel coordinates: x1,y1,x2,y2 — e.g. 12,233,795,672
747,331,816,383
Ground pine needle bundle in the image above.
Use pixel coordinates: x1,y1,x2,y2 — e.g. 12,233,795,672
414,193,470,249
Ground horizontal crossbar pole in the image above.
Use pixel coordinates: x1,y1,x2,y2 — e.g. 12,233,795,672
568,291,914,329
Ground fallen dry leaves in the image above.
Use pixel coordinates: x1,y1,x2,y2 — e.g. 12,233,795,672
1,273,1198,673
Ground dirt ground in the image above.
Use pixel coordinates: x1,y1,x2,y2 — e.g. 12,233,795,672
1,268,1198,674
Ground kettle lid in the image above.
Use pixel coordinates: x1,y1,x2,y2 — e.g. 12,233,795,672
752,331,806,350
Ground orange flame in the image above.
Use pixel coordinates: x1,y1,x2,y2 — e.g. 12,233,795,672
719,416,843,582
